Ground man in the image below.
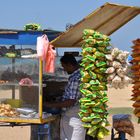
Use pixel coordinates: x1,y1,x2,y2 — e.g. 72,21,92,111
45,54,86,140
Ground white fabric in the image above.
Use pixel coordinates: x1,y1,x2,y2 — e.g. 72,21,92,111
36,36,44,58
60,105,86,140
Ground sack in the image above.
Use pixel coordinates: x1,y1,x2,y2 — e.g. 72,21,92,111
113,114,134,136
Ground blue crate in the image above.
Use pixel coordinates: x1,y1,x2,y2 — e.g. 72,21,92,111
37,123,51,140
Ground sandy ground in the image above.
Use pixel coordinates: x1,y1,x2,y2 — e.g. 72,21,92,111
105,85,140,140
0,85,139,140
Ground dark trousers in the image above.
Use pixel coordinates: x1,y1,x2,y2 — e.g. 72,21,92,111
85,134,98,140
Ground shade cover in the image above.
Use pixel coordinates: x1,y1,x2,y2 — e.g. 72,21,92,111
51,2,140,48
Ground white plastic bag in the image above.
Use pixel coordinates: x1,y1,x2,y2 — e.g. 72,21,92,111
112,61,121,69
105,67,115,74
107,73,116,81
116,51,129,63
112,75,121,89
116,68,125,78
111,48,121,59
105,54,113,61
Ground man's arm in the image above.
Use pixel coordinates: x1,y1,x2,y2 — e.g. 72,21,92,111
45,99,76,108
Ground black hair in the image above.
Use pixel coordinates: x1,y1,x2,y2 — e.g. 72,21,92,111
60,54,78,66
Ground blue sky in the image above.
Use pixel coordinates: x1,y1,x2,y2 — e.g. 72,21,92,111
0,0,140,52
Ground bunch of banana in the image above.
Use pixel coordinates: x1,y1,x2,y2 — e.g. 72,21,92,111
24,23,41,31
131,38,140,123
79,29,110,139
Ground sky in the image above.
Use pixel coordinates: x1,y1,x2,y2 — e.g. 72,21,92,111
0,0,140,52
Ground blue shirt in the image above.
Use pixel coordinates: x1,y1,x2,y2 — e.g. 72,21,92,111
62,69,82,101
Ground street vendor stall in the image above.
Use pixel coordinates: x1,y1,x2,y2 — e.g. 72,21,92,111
50,2,140,140
0,29,61,125
0,2,140,140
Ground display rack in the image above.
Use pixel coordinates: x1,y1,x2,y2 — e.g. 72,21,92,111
0,29,60,125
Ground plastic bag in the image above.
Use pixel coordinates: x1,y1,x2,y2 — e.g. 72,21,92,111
116,51,129,63
105,67,115,74
105,54,113,61
111,48,121,58
111,76,121,89
107,73,116,81
116,68,125,78
118,82,125,89
112,61,121,69
19,78,33,86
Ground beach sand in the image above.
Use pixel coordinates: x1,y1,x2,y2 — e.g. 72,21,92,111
0,85,139,140
105,85,140,140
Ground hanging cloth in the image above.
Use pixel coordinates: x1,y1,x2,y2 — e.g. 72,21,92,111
36,34,56,73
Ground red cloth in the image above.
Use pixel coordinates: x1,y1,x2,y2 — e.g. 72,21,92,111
37,34,56,73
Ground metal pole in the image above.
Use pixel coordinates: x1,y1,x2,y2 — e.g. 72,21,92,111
12,58,15,99
39,58,43,120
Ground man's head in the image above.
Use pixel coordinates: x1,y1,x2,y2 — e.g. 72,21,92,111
60,54,79,74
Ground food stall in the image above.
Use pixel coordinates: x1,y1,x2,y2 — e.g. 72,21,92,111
0,29,61,125
50,2,140,139
0,2,140,140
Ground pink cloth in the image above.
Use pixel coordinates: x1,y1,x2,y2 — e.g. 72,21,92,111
37,34,56,73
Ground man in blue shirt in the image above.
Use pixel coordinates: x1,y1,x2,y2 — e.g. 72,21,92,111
46,54,86,140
